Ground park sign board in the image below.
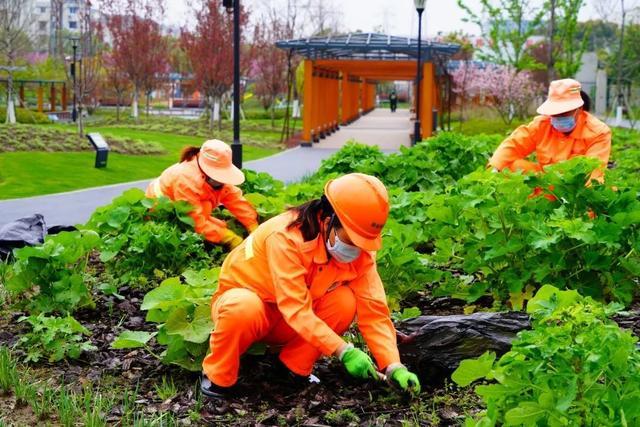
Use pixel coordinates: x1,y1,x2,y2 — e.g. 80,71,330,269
86,133,109,168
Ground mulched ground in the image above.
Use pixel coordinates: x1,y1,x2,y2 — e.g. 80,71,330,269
1,269,639,426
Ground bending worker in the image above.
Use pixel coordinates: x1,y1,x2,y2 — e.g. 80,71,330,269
201,173,420,398
489,79,611,181
146,139,258,249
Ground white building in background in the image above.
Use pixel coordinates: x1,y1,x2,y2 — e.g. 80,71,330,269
26,0,90,53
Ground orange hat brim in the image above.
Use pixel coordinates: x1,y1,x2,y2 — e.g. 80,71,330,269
341,223,382,251
198,158,245,185
536,98,584,116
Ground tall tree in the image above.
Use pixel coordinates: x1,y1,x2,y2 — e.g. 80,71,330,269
547,0,589,79
457,0,545,71
181,0,247,130
74,0,104,135
252,9,293,128
0,0,33,123
102,52,130,122
104,0,167,121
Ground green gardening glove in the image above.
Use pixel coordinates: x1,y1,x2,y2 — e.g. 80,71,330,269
389,366,421,395
340,347,379,381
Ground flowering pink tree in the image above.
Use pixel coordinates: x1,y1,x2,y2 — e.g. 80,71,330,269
452,63,543,125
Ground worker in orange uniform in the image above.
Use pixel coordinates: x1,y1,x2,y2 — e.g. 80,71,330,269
200,173,421,398
489,79,611,182
145,139,258,249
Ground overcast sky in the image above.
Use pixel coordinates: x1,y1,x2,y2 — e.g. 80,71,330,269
164,0,613,37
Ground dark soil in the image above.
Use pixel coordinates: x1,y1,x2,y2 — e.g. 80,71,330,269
1,269,638,426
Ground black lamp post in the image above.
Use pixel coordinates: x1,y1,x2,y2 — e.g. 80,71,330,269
224,0,242,168
70,37,79,122
413,0,426,145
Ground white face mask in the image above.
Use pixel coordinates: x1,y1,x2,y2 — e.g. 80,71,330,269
326,233,361,263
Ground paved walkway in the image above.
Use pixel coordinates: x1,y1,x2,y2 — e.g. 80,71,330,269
317,109,412,149
0,109,411,227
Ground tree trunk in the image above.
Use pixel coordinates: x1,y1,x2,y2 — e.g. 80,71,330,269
547,0,557,84
616,0,626,108
146,92,150,117
116,94,121,122
217,97,223,132
6,73,16,124
132,89,139,121
271,105,275,129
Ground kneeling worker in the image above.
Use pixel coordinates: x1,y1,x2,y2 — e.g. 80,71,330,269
201,173,420,398
146,139,258,249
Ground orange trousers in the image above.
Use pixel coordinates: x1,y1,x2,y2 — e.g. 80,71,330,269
202,285,356,387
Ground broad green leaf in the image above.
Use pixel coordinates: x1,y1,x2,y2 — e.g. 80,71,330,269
111,330,156,349
452,352,496,387
141,278,186,311
164,305,213,343
504,402,545,426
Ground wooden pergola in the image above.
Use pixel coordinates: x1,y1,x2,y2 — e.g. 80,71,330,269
276,33,460,145
0,78,69,113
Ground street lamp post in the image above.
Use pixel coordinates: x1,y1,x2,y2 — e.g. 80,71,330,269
413,0,426,145
224,0,242,168
70,37,79,123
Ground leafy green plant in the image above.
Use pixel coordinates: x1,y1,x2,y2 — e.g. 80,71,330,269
316,141,385,176
452,285,640,426
111,268,218,371
85,189,217,284
423,157,640,306
16,314,97,363
6,230,101,314
243,169,285,196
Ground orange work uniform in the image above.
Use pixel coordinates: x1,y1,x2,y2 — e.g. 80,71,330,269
202,212,400,387
145,158,258,243
489,111,612,181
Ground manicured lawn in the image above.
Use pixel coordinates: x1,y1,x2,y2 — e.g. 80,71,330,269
0,127,278,200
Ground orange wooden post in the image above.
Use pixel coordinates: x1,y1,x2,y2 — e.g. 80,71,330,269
61,83,68,111
341,73,349,125
312,69,321,142
334,73,340,130
37,84,44,113
320,72,327,138
420,62,435,138
50,84,56,112
302,60,314,145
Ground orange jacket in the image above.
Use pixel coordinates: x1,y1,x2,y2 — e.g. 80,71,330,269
213,211,401,370
145,158,258,243
489,111,611,181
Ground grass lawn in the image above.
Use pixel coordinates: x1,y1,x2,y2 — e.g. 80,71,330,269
0,126,278,200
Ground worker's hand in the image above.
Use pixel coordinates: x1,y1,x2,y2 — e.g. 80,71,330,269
388,365,421,396
339,345,379,381
220,229,244,250
248,223,259,233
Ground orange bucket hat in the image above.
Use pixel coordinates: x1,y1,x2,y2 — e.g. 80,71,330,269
537,79,584,116
197,140,245,185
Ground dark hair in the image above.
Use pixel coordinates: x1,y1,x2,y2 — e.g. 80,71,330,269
180,146,200,163
288,195,335,241
580,90,591,112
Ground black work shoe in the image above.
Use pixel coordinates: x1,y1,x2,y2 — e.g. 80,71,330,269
200,373,237,399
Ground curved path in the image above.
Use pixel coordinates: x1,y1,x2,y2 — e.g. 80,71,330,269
0,109,411,227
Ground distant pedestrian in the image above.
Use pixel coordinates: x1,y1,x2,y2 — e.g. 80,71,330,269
389,90,398,113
